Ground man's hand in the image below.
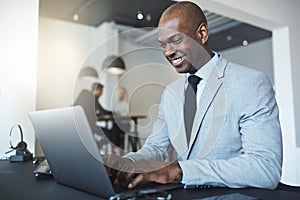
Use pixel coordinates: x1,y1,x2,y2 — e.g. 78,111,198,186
101,154,134,175
114,159,168,187
115,159,183,189
103,156,183,188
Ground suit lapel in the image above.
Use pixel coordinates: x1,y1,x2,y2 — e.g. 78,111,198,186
187,67,222,152
186,58,228,159
169,77,189,156
169,57,228,159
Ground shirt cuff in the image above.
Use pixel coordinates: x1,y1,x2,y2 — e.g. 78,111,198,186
178,161,186,184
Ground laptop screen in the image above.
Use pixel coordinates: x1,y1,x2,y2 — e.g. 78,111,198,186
29,106,116,198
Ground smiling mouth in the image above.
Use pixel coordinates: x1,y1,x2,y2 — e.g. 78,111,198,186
170,56,185,67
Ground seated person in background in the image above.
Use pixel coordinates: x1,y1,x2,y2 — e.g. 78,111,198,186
113,87,130,117
104,1,282,190
112,87,131,150
92,82,113,117
74,82,114,146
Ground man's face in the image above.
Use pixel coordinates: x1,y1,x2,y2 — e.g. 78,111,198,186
94,88,103,98
158,16,208,74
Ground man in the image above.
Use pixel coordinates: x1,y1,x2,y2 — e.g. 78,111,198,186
93,83,113,116
74,83,112,121
74,83,114,145
106,1,282,189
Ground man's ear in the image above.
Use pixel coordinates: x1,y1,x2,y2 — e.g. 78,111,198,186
196,23,209,45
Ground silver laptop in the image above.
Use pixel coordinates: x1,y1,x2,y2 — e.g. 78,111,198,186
29,106,116,198
28,106,181,199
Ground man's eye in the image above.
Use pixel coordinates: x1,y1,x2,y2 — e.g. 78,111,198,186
172,38,182,44
160,43,167,48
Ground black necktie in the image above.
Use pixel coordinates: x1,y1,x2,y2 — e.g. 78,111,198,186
184,75,201,145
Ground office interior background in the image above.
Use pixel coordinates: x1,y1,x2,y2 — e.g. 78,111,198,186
0,0,299,186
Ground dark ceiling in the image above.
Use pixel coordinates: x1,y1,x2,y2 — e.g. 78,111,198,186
39,0,271,51
39,0,174,27
208,23,272,51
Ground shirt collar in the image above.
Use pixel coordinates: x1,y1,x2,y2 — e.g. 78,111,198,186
186,51,221,81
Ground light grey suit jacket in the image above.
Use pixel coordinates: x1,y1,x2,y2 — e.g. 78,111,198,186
125,57,282,189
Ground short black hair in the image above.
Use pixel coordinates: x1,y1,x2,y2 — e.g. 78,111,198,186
91,83,103,91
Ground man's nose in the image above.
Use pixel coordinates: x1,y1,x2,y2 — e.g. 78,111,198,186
163,43,176,57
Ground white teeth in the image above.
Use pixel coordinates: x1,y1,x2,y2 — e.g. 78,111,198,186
172,57,183,65
174,57,182,62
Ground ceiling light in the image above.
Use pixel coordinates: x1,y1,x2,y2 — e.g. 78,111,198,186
242,40,249,46
78,66,98,81
72,0,93,22
103,55,126,75
137,11,144,20
73,14,79,21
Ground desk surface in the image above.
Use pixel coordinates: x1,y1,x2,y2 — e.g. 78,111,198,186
1,160,300,200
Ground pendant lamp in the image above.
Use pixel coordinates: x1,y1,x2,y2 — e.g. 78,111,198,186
103,55,126,75
78,66,98,81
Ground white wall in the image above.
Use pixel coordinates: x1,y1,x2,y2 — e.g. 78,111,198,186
0,0,39,159
37,19,118,111
36,19,119,155
84,21,119,110
189,0,299,186
221,38,274,84
37,18,90,110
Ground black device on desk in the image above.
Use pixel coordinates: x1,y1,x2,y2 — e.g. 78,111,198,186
28,106,182,199
6,124,33,162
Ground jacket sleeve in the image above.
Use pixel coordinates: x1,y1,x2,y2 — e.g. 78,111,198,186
124,89,172,162
179,73,282,189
